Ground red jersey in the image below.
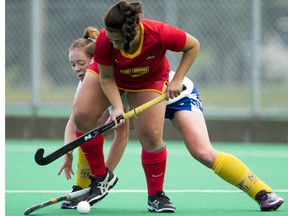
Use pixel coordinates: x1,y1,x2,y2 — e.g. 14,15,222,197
86,61,99,76
94,19,186,92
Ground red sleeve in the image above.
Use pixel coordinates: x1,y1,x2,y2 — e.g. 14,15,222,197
86,61,100,75
94,29,114,66
160,23,186,52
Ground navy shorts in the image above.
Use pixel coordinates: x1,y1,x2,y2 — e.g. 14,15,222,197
165,87,203,120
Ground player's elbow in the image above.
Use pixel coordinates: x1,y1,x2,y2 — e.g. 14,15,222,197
183,34,200,54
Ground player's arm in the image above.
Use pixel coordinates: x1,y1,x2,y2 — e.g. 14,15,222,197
167,33,200,99
57,113,75,179
98,64,124,127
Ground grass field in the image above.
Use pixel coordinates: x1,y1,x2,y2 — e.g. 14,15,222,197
5,139,288,215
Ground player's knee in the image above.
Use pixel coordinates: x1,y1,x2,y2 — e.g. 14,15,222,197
73,109,95,131
139,130,163,150
193,151,217,168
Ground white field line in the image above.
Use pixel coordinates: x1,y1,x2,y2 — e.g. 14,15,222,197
6,189,288,194
6,145,288,158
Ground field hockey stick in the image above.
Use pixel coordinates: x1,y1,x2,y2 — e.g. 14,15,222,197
24,187,90,215
34,91,174,166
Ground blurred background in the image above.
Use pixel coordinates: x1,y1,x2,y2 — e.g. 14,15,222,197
5,0,288,142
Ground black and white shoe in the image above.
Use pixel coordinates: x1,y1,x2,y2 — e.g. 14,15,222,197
86,168,118,206
148,190,176,213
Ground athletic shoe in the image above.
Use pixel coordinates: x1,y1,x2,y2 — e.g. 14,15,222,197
148,190,176,213
255,190,284,211
86,168,118,206
61,185,89,209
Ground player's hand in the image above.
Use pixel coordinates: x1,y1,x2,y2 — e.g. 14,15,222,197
165,81,182,100
109,107,125,129
57,152,74,180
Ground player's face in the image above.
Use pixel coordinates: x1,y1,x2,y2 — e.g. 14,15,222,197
106,31,127,50
68,48,92,81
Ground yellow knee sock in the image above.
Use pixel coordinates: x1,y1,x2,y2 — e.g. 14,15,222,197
76,147,91,188
212,152,272,201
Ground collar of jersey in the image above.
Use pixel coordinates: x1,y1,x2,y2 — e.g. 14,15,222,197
120,22,144,59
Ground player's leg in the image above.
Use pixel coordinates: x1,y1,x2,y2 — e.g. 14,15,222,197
105,118,130,172
75,146,92,188
212,152,284,211
172,110,284,211
62,108,129,209
66,92,129,208
74,111,111,191
73,72,118,206
128,91,175,213
172,110,218,167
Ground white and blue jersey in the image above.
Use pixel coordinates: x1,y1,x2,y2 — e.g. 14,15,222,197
165,71,203,120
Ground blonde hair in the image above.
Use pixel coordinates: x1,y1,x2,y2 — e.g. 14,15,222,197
69,26,99,58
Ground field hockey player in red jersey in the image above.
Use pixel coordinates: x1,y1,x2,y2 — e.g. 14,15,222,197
71,0,200,212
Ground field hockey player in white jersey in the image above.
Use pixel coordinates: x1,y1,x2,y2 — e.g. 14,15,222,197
165,71,284,212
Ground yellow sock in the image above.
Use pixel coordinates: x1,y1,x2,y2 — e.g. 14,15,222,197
212,152,272,201
76,147,91,188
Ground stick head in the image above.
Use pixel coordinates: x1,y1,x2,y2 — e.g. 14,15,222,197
34,148,46,166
